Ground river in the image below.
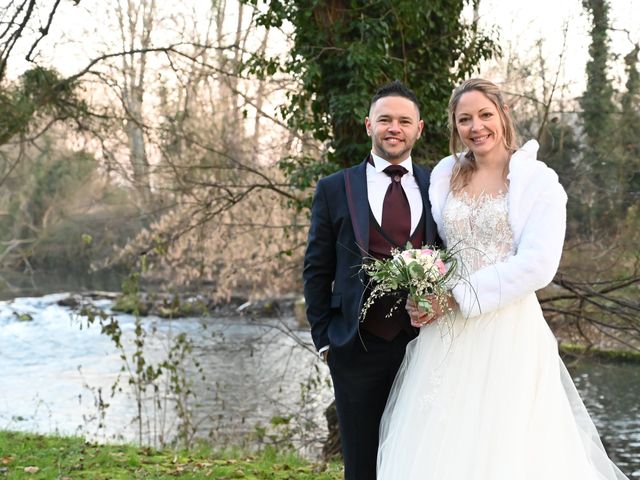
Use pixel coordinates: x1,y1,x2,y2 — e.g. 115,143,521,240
0,294,638,476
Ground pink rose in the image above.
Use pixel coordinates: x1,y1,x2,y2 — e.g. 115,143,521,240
435,259,446,275
401,250,415,261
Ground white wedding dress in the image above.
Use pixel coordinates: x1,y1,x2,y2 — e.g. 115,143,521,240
377,192,629,479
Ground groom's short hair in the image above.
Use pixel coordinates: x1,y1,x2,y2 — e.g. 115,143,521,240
370,80,421,117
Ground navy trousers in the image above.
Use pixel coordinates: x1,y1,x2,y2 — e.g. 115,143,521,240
328,330,411,480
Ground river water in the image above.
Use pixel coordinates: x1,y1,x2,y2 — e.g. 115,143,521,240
0,294,638,476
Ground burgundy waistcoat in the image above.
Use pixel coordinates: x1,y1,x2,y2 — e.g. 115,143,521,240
361,209,426,340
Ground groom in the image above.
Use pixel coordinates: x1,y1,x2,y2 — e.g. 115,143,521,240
303,81,440,479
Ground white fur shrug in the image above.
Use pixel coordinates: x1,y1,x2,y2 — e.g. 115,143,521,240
429,140,568,318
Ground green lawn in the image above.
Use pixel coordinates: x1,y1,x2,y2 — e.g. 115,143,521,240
0,431,342,479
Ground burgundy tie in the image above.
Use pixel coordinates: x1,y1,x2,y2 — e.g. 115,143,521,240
382,165,411,247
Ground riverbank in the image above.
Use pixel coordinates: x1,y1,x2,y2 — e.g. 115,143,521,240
0,431,342,479
559,342,640,364
53,291,302,321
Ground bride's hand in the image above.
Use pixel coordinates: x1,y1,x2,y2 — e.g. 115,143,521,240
406,298,437,327
407,294,457,327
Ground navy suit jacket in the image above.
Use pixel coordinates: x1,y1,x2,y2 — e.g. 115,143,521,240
303,157,440,354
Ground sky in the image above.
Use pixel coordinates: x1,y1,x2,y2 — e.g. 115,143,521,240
474,0,639,95
7,0,640,101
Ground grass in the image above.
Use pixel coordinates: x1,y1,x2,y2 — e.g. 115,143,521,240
0,431,343,479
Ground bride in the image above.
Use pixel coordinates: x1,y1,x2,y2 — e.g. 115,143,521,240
376,78,629,479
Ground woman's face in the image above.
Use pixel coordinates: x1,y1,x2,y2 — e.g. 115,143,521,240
454,90,507,159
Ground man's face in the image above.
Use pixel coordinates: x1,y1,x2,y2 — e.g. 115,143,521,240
365,96,424,164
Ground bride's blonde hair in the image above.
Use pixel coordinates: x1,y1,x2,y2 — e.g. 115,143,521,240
448,78,519,192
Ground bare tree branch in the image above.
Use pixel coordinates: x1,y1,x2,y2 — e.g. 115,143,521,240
25,0,63,62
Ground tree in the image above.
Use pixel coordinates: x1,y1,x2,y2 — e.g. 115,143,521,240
245,0,499,209
0,2,84,155
579,0,619,233
580,0,615,143
0,67,82,155
619,43,640,211
95,1,308,299
114,0,157,205
0,0,81,82
0,131,140,295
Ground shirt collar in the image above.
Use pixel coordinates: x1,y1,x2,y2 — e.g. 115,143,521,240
370,151,414,175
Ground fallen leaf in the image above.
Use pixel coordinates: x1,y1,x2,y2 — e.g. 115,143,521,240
24,466,40,473
1,456,11,465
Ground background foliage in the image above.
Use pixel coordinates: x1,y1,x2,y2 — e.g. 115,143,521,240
0,0,637,349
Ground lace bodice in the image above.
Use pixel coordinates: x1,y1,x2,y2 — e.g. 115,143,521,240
442,191,515,274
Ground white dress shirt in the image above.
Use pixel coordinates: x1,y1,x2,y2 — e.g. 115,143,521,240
368,152,424,234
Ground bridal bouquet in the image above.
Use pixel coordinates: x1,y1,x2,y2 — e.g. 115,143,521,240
361,246,457,320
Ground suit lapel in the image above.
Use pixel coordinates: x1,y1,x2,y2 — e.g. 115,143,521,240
344,159,369,256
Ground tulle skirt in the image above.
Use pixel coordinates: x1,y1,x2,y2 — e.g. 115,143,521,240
377,294,628,479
